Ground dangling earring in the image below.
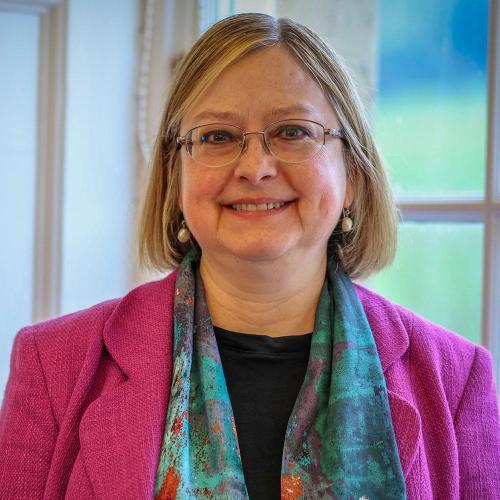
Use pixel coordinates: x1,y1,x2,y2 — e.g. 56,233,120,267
341,208,353,232
177,220,191,243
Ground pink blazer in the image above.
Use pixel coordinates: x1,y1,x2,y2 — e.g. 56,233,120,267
1,270,499,499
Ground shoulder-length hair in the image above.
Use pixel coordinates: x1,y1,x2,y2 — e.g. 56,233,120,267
138,13,397,279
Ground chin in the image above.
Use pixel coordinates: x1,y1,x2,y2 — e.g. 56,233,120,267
223,239,300,263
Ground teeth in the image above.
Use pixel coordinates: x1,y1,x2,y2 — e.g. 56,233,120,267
232,202,286,211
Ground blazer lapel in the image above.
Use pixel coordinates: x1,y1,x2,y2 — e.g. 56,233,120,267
356,284,422,479
79,272,178,499
387,391,422,478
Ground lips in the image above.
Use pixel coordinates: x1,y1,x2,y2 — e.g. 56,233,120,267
221,197,295,216
232,202,286,212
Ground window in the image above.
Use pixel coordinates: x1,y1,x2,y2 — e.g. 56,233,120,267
203,0,500,382
368,0,489,344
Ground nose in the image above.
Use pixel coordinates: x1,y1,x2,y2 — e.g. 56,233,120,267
233,132,278,184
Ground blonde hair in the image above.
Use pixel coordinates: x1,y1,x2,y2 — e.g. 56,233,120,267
139,13,397,279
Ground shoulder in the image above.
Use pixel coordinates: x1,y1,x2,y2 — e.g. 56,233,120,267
354,281,481,357
15,270,179,373
354,282,495,413
3,271,179,434
354,284,500,491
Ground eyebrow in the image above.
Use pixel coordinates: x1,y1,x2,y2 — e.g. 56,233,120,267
268,104,319,120
190,110,242,124
190,104,320,126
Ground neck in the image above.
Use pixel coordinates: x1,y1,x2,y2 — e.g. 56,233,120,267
199,250,327,337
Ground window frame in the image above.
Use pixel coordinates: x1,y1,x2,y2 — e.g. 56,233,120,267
484,0,499,379
395,1,499,376
0,0,66,322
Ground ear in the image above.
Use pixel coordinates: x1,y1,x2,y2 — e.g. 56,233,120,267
177,171,184,212
344,179,354,208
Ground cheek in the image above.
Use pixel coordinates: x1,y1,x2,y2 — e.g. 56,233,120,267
178,164,229,224
305,160,347,234
179,165,211,208
308,158,347,207
317,185,344,230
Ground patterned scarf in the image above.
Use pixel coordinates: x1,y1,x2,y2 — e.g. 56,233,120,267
154,250,406,499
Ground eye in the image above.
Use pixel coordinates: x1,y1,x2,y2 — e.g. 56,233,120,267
274,124,311,140
199,129,236,145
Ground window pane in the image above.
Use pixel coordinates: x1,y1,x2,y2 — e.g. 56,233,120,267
376,0,489,198
365,223,483,344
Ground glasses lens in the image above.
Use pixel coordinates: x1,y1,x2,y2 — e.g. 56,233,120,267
265,120,324,163
187,124,243,167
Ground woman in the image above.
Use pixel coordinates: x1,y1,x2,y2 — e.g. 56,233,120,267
1,13,499,500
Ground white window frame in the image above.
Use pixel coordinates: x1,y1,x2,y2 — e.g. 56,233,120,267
482,0,498,375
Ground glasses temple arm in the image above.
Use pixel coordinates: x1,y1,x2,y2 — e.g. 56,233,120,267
325,128,344,139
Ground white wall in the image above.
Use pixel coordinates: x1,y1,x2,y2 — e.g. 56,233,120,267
61,0,138,314
0,11,39,397
0,0,139,398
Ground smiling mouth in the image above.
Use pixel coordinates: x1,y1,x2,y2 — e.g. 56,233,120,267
231,202,287,212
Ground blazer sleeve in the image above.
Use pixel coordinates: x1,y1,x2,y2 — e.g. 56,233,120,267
454,345,500,497
0,327,58,499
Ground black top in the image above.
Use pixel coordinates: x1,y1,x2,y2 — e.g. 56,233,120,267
214,326,312,500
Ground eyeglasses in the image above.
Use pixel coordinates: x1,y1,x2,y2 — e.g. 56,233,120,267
176,119,344,167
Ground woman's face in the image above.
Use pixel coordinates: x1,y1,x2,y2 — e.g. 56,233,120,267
178,46,352,265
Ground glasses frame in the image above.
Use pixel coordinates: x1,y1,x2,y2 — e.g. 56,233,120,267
175,118,345,167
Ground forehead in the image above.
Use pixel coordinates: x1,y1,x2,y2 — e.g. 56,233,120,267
183,46,336,127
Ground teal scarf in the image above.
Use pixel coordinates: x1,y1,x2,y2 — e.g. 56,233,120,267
154,250,406,499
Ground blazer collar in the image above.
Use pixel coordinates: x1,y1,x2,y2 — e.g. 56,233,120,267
80,273,419,497
79,270,178,499
355,282,410,373
355,283,421,478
